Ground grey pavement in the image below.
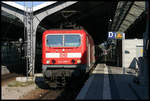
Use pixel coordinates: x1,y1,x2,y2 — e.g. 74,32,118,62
76,64,149,100
1,65,10,75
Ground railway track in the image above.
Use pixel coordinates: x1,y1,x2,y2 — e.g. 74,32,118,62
37,76,87,100
37,65,97,100
21,69,92,100
15,65,97,100
38,89,63,100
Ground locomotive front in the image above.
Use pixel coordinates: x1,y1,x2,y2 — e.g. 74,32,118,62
42,30,87,80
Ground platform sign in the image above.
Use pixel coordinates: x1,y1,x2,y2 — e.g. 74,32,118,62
108,32,115,39
108,32,125,39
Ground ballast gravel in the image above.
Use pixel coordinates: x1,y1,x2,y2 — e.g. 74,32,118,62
2,74,44,100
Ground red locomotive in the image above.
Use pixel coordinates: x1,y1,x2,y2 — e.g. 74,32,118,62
42,29,95,85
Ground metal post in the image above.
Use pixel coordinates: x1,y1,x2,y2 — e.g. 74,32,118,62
141,1,149,86
122,33,125,74
24,2,34,77
135,1,149,85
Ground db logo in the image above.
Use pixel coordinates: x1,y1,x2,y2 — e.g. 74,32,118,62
60,53,67,58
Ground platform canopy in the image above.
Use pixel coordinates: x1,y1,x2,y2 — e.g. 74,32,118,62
2,1,57,12
110,1,145,32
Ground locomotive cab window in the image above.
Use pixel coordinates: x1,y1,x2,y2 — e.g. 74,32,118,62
46,35,63,47
64,35,81,47
46,34,81,47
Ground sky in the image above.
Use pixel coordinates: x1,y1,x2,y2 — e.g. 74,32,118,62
15,1,45,7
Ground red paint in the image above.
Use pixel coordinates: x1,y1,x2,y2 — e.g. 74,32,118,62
42,29,95,67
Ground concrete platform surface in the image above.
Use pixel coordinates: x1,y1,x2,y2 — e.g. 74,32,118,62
76,64,149,100
129,83,149,100
1,65,10,75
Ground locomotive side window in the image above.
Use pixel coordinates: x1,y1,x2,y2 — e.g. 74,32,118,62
64,35,81,47
47,35,63,47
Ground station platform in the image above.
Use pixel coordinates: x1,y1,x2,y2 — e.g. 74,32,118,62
76,64,149,100
1,65,10,75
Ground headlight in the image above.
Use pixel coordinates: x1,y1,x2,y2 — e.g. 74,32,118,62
77,59,81,64
46,60,50,64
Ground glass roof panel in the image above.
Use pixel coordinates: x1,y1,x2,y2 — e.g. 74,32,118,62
15,1,45,8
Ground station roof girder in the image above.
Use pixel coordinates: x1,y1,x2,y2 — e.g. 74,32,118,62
1,10,46,34
1,1,117,44
110,1,133,31
1,2,25,22
1,1,78,37
33,1,77,28
110,1,146,33
1,1,77,28
2,1,57,12
118,2,145,32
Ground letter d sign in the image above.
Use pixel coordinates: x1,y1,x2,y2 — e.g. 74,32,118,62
108,32,115,39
